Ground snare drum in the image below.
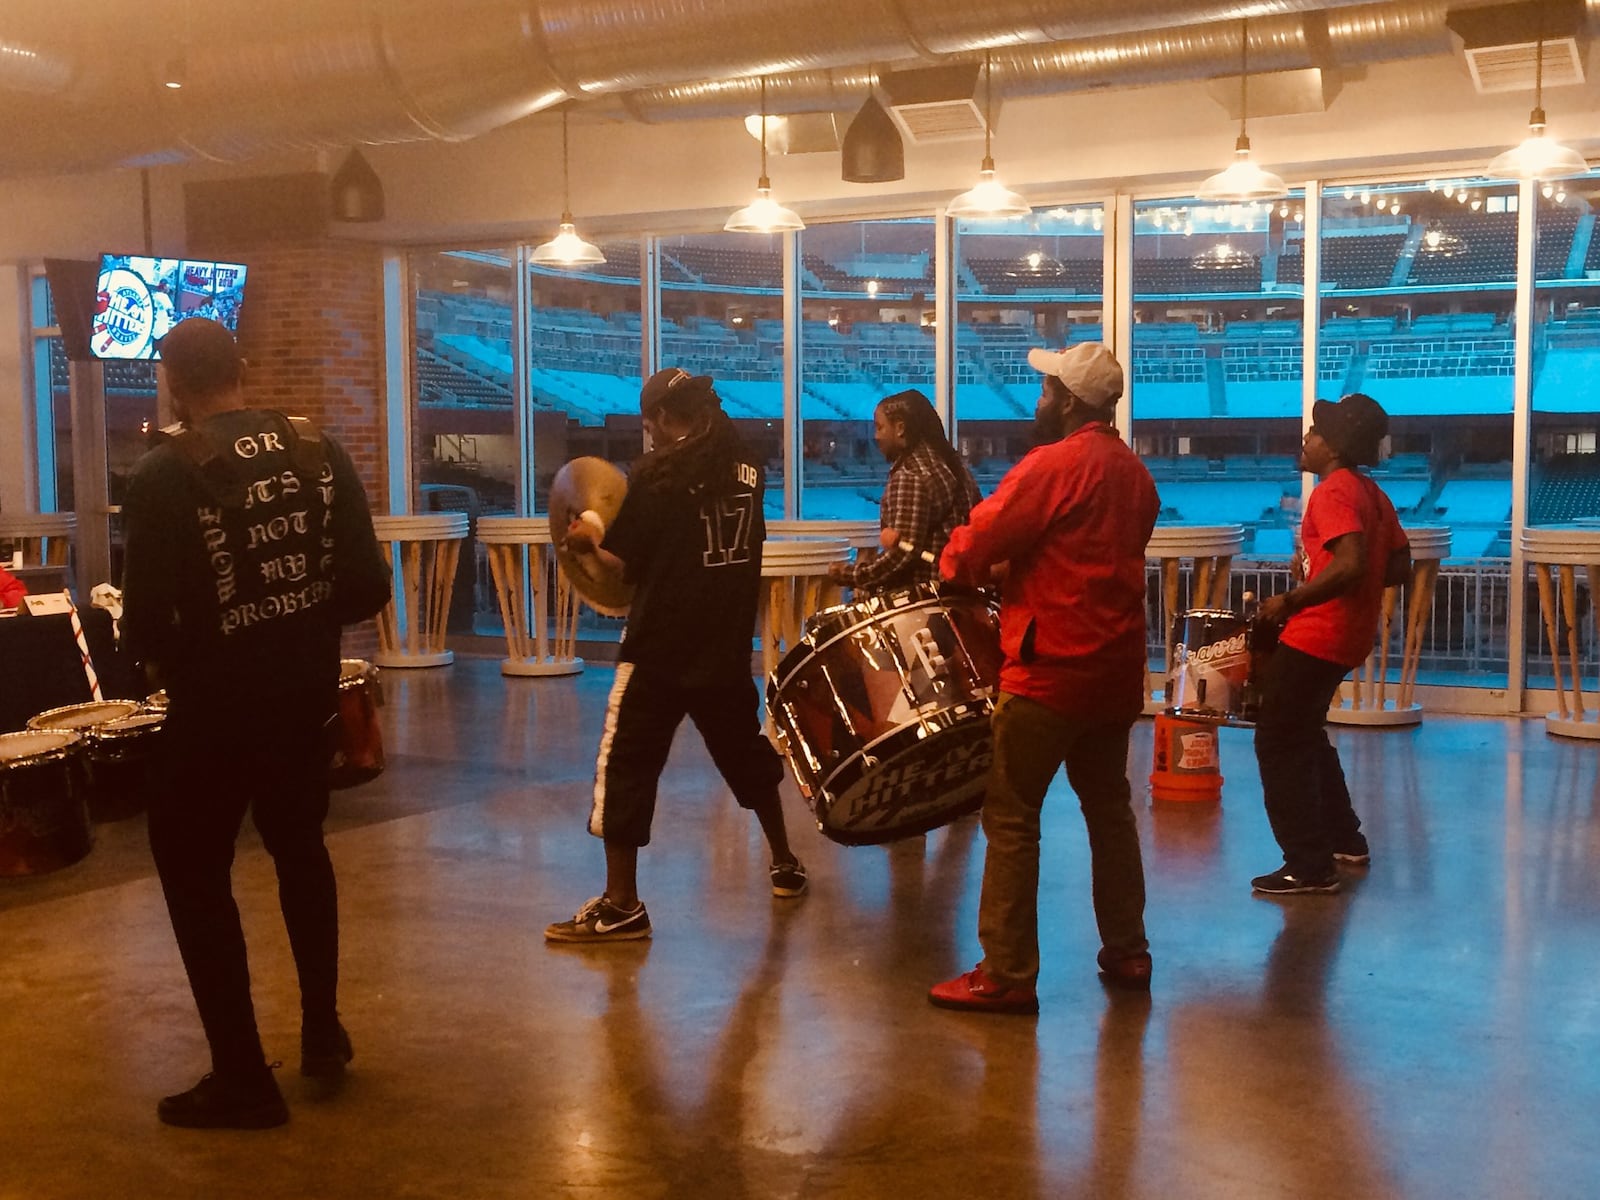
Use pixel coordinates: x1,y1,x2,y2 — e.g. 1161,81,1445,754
27,699,153,821
0,729,92,876
84,712,166,821
329,659,385,789
768,584,1002,845
1166,608,1255,723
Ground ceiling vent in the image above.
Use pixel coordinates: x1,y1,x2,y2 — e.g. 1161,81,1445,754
1447,0,1588,94
1463,38,1584,93
878,63,988,144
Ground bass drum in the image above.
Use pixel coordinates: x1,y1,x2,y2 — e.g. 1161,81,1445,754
768,584,1002,845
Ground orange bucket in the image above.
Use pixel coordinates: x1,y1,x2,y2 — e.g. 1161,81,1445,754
1149,711,1223,803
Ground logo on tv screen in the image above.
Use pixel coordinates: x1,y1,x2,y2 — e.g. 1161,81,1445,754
91,255,248,361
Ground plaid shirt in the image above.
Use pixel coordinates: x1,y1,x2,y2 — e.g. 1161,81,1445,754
842,441,982,592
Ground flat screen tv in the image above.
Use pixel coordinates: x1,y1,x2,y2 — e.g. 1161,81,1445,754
91,255,248,361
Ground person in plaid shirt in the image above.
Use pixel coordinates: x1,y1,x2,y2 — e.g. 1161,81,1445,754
828,389,982,594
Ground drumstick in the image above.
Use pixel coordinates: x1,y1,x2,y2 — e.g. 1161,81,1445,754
1376,584,1397,709
1561,564,1583,718
1534,563,1567,719
63,590,104,702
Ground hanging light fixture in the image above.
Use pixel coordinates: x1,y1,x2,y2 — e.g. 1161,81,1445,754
1486,33,1589,181
1196,20,1289,203
330,148,386,223
532,107,605,268
725,77,805,233
947,49,1030,220
841,85,904,184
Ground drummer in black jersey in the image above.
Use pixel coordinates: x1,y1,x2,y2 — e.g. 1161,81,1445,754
121,317,390,1128
545,368,808,944
828,389,981,595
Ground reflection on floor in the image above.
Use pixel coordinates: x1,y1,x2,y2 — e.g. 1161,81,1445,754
3,658,1598,1198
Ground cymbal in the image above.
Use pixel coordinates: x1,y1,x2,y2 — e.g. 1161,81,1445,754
549,457,634,617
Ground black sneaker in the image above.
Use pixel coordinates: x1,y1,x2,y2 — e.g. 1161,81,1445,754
300,1021,354,1081
544,895,651,942
770,859,808,898
1252,867,1341,895
157,1071,288,1130
1332,837,1371,867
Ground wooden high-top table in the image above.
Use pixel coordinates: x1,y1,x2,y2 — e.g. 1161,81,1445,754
1522,525,1600,740
476,517,584,678
370,514,469,669
1328,525,1450,727
1144,524,1246,713
758,538,852,687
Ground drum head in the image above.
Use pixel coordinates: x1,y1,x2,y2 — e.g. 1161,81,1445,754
814,715,993,846
0,728,81,764
93,713,165,740
27,700,141,732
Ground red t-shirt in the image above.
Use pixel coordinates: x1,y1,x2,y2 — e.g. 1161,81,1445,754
941,423,1160,721
1281,469,1408,669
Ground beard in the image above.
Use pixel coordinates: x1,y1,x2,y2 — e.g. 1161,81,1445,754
1032,402,1067,447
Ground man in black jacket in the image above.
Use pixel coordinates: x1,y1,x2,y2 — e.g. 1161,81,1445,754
121,317,391,1129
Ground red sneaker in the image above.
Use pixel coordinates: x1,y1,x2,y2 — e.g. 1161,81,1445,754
928,966,1039,1015
1096,947,1153,992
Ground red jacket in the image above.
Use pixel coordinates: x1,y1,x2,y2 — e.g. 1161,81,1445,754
941,422,1160,721
0,566,26,610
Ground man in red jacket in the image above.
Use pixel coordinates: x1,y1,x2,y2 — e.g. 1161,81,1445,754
929,342,1160,1014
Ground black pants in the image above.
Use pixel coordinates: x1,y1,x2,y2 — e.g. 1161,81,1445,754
1253,643,1364,878
147,692,339,1079
588,663,785,847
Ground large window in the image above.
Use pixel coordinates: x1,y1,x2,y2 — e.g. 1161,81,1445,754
1131,195,1307,559
527,238,646,495
798,218,936,518
33,273,69,511
658,231,785,518
1527,170,1600,693
1320,177,1518,685
954,204,1104,487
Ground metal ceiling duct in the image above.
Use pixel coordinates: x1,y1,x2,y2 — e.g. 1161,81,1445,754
0,0,1578,179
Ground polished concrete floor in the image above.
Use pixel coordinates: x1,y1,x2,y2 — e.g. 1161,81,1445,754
4,656,1599,1199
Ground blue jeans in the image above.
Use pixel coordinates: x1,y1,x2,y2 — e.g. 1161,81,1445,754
977,693,1147,989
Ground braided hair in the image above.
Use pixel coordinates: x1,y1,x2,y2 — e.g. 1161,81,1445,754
877,389,967,481
631,370,748,497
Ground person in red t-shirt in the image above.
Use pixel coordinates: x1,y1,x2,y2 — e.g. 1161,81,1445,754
928,342,1161,1014
0,564,26,610
1251,392,1410,896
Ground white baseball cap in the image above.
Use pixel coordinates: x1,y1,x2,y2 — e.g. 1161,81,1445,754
1027,342,1124,409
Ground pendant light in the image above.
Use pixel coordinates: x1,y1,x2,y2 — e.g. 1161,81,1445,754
1486,34,1588,182
947,50,1029,220
1196,20,1288,203
725,77,805,233
532,107,606,268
